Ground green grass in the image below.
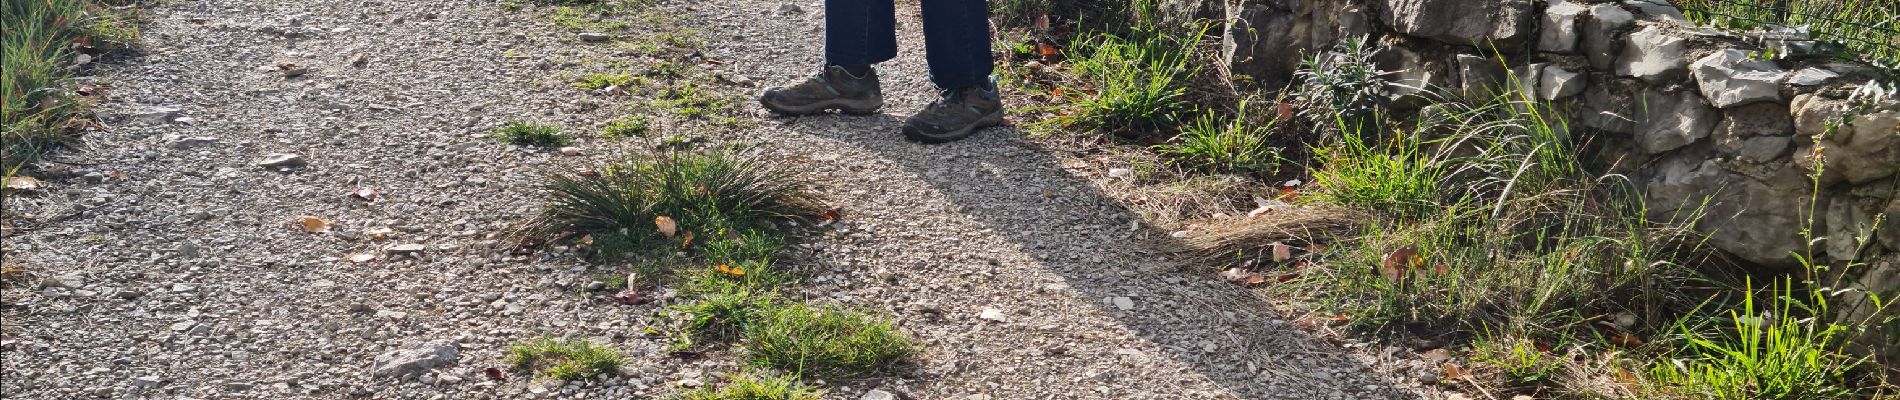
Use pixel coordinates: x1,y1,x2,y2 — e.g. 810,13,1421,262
1154,102,1280,173
535,151,819,239
601,115,650,137
1677,0,1900,69
573,71,637,90
677,372,825,400
672,287,776,348
3,0,138,170
1291,36,1392,135
494,120,571,146
1650,277,1864,399
1049,26,1202,138
743,304,915,379
506,337,626,381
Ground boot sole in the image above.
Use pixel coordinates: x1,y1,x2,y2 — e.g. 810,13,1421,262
760,96,883,115
901,111,1005,144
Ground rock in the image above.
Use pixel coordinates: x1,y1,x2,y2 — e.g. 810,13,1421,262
385,243,427,255
1223,2,1305,89
130,106,183,124
1691,49,1786,108
1375,0,1535,50
1456,54,1507,100
256,153,306,168
1582,4,1636,70
1791,94,1854,138
1635,89,1717,154
369,341,460,378
862,389,897,400
1374,45,1450,108
977,308,1007,322
349,54,369,67
224,382,253,392
1826,195,1883,261
170,321,196,332
1538,65,1585,100
1713,103,1794,163
1701,169,1812,268
377,310,408,319
43,273,85,289
1616,25,1690,84
1107,168,1133,179
1537,0,1589,53
1827,108,1900,184
1883,198,1900,252
1788,67,1840,87
1110,296,1135,310
1624,0,1688,23
777,3,803,15
1581,79,1639,134
578,32,610,42
559,146,582,156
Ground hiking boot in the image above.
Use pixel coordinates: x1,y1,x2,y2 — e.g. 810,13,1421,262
901,82,1004,144
759,65,883,115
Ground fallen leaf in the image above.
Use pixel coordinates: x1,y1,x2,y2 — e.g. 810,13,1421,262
349,187,379,202
1037,42,1060,63
713,264,745,277
818,207,842,225
1609,332,1645,347
1610,366,1640,384
577,168,598,177
1051,87,1065,96
1380,247,1418,283
348,253,376,263
483,367,507,381
1275,273,1301,282
680,230,695,249
1271,242,1293,263
1240,273,1267,286
654,216,678,237
298,216,333,233
1433,263,1451,275
1421,348,1453,362
364,227,394,240
613,288,653,305
1442,363,1472,382
3,176,43,192
1277,102,1295,120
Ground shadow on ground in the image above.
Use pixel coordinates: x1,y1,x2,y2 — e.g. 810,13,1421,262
768,113,1427,399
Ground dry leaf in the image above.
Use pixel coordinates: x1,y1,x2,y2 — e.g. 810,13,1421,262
1277,102,1296,120
3,176,43,192
1051,87,1065,96
1421,348,1453,362
714,264,745,277
613,288,653,305
654,216,678,237
1609,332,1645,347
364,227,394,240
349,187,379,202
298,216,333,233
1275,273,1301,282
680,230,695,249
1442,363,1472,382
819,207,842,225
1271,242,1293,263
349,253,376,263
483,367,507,382
1240,273,1267,286
1380,247,1418,283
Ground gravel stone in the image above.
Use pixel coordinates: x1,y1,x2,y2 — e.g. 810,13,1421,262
369,342,459,378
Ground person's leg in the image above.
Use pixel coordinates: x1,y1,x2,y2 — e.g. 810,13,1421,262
917,0,994,90
825,0,898,72
903,0,1002,143
761,0,896,114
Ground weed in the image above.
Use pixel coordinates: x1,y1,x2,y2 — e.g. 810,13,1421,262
1650,278,1863,399
536,151,818,239
1473,334,1564,387
1291,36,1391,134
601,115,650,138
3,0,138,170
744,304,915,379
1051,25,1204,137
506,337,626,381
1677,0,1899,69
494,120,571,146
678,372,825,400
673,288,776,348
1154,102,1280,172
573,71,637,90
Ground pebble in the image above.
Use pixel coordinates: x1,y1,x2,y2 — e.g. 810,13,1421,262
1111,296,1135,310
862,389,897,400
578,32,609,42
256,153,307,168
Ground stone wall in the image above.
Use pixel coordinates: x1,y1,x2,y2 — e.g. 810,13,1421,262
1216,0,1898,274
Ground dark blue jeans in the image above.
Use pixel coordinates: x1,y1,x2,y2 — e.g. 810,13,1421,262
824,0,994,90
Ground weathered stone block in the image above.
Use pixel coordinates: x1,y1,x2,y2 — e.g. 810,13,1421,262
1583,4,1636,70
1617,25,1690,84
1636,89,1718,153
1713,103,1795,163
1538,0,1589,53
1692,49,1787,108
1375,0,1535,50
1539,65,1585,100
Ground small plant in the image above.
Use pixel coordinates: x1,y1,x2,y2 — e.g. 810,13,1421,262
4,0,139,170
601,115,650,138
744,304,915,379
534,151,819,238
678,372,825,400
1052,25,1204,137
505,337,626,381
572,71,637,90
1154,102,1281,172
1650,278,1862,399
673,288,776,348
1292,36,1392,133
494,120,571,146
1473,335,1563,387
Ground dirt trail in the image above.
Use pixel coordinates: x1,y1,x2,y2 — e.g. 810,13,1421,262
1,1,1429,398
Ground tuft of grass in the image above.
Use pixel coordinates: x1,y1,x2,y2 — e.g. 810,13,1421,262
535,151,819,239
1154,101,1280,172
1291,35,1392,135
678,372,825,400
494,120,572,146
1677,0,1899,69
1649,277,1863,399
3,0,138,170
506,337,626,381
1051,24,1203,138
743,304,915,379
673,287,776,348
573,71,637,90
601,115,650,138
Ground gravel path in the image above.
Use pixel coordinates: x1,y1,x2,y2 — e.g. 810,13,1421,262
2,1,1434,399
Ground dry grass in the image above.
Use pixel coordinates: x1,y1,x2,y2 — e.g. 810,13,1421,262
1180,205,1365,263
